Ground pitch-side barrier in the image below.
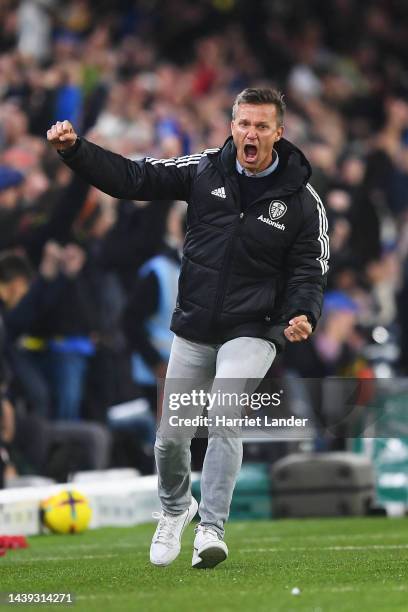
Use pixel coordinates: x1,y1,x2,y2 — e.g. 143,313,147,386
0,473,200,535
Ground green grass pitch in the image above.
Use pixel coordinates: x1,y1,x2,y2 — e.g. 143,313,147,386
1,517,407,611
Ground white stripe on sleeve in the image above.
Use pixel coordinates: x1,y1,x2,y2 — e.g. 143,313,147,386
306,183,330,275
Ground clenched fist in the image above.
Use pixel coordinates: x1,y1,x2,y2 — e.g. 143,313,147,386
284,315,313,342
47,120,78,151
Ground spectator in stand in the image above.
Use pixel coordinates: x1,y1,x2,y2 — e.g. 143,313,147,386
124,201,186,403
0,165,25,250
0,244,98,420
284,290,367,449
0,394,111,484
284,291,361,378
0,303,110,487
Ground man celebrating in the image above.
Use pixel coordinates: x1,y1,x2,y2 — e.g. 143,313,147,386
47,88,329,569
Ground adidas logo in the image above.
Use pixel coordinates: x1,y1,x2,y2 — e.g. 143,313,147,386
211,187,226,199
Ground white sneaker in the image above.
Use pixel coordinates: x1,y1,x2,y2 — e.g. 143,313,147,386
192,525,228,569
150,497,198,566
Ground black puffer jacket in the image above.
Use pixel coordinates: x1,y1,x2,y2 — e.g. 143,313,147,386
60,136,329,351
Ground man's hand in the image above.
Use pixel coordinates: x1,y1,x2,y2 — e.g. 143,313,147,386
39,241,64,280
284,315,312,342
47,120,78,151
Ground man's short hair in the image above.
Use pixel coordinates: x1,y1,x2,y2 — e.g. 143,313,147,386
232,88,286,126
0,252,34,284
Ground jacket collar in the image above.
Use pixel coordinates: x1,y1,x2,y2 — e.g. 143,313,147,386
207,136,312,198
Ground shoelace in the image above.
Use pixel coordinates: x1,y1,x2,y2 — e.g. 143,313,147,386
195,525,220,540
152,512,179,546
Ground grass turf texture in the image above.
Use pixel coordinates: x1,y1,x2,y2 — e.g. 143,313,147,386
1,517,407,612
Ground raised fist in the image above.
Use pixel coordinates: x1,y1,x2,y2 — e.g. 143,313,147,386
284,315,313,342
47,120,78,152
39,241,64,280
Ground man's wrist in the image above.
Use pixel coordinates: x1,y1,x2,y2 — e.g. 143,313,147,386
289,312,316,330
304,314,314,329
58,137,81,158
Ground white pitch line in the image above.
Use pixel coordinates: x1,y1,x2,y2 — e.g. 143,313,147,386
243,544,408,552
301,532,408,541
290,585,408,594
242,537,282,543
326,544,408,551
242,532,406,544
28,542,138,550
5,553,119,562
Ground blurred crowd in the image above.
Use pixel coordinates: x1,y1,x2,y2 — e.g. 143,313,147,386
1,0,408,483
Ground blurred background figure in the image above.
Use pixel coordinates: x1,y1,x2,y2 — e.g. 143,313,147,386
0,244,96,421
284,291,361,378
108,201,186,474
0,298,111,485
125,200,186,409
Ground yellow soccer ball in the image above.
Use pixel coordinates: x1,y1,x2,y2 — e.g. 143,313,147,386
40,490,92,534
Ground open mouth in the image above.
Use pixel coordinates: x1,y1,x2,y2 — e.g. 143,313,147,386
244,144,258,163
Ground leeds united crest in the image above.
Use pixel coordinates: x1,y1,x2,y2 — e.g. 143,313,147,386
269,200,287,220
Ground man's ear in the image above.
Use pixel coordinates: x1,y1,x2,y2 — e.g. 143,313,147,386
275,126,284,141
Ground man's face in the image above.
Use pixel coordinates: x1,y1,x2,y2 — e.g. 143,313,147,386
231,103,284,173
0,278,28,309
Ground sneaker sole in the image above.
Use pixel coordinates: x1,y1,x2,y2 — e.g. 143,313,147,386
192,543,228,569
150,497,198,567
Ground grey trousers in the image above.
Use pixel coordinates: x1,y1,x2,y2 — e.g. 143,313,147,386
154,335,276,536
